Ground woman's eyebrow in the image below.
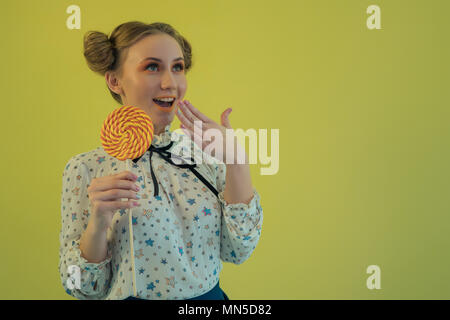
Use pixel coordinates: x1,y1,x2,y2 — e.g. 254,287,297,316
140,57,184,63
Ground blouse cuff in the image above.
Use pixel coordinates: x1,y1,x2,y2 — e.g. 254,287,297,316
218,188,261,217
72,239,113,274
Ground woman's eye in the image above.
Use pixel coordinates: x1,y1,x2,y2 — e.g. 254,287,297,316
146,63,158,71
146,63,184,72
174,63,185,72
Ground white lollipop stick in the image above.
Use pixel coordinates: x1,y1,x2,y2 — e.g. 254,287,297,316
126,159,137,298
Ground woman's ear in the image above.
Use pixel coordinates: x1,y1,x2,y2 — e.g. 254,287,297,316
105,71,124,95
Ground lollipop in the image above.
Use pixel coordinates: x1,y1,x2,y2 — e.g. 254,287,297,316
100,105,154,161
100,105,154,297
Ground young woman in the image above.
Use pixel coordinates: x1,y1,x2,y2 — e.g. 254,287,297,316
59,21,263,300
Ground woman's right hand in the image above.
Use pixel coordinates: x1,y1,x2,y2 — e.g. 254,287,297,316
87,170,141,233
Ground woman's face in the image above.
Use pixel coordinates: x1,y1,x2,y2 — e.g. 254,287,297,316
106,33,187,134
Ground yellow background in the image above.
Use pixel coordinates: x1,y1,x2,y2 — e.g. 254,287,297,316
1,0,449,299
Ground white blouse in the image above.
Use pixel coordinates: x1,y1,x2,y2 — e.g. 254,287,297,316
59,124,263,300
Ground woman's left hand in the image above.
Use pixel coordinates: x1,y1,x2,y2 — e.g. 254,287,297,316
175,100,247,164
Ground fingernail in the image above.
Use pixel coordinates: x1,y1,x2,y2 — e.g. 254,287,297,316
135,194,141,199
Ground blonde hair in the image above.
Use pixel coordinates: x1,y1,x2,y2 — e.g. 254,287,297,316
83,21,193,104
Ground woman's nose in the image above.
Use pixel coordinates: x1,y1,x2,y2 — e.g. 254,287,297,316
161,70,176,89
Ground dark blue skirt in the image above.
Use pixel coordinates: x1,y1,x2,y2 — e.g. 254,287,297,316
124,280,229,300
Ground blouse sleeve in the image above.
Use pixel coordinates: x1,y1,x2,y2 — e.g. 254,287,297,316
58,156,113,300
213,164,263,265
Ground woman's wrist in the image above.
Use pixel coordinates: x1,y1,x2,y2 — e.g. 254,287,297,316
89,213,110,234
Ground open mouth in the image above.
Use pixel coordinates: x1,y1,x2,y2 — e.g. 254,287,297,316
153,98,175,108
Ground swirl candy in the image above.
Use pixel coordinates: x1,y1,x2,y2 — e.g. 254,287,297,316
100,105,154,298
100,105,154,161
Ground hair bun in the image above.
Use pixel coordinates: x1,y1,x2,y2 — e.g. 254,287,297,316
83,31,116,74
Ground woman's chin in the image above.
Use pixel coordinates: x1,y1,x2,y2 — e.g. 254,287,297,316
151,112,175,129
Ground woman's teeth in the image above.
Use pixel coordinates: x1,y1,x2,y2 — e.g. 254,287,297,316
153,98,175,107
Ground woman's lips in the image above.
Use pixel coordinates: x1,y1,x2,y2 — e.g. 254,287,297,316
153,99,177,113
152,99,174,107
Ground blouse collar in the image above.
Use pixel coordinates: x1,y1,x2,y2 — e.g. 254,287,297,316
131,123,173,163
151,123,172,148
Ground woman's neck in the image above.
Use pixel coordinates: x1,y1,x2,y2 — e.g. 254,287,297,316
153,123,168,136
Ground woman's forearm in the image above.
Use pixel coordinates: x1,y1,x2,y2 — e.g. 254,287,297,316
79,219,109,263
223,162,254,205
